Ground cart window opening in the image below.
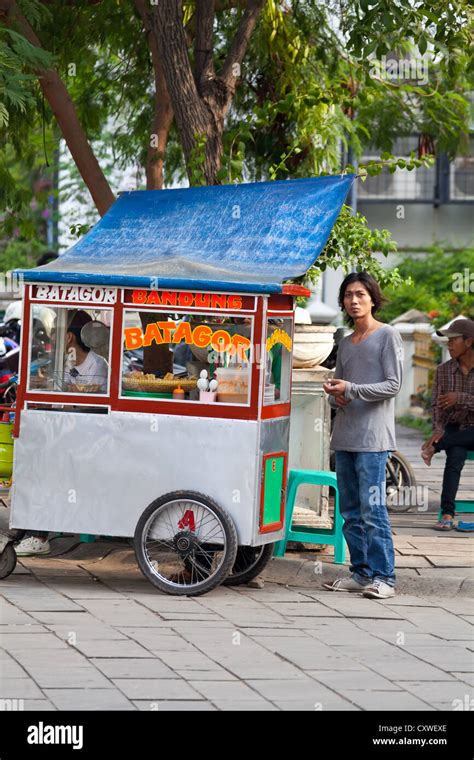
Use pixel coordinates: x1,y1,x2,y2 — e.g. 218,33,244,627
264,317,293,405
25,403,109,414
27,308,111,395
122,311,253,404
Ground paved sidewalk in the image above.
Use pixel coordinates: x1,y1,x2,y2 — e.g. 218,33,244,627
0,425,472,712
283,424,474,597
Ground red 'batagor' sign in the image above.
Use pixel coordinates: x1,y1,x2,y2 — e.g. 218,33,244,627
124,290,255,310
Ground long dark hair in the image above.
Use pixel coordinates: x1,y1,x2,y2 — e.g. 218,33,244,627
338,272,386,326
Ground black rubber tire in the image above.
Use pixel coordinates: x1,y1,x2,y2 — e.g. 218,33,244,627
134,490,238,596
223,543,274,586
386,450,417,513
0,543,17,579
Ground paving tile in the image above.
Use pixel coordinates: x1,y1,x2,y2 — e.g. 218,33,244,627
401,646,474,672
133,700,216,711
44,688,134,710
307,670,400,691
12,648,90,668
308,596,404,619
273,699,359,711
158,613,224,621
74,600,162,626
0,654,28,678
28,611,111,626
241,627,310,637
136,598,221,613
0,633,69,651
341,690,434,710
152,651,222,670
0,625,47,635
451,672,474,686
46,624,128,641
395,680,474,703
0,602,38,625
70,639,152,658
0,594,84,612
0,678,44,699
189,680,267,701
246,677,344,704
263,602,343,618
112,678,202,700
19,700,57,711
175,670,237,681
129,631,197,651
90,657,176,679
212,700,278,711
22,666,113,689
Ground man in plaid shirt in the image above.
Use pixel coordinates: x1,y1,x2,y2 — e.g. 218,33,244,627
421,318,474,530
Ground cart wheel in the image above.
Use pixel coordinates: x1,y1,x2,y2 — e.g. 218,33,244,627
224,543,274,586
134,491,238,597
0,544,17,579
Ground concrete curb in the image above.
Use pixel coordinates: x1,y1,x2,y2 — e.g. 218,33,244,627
264,555,474,597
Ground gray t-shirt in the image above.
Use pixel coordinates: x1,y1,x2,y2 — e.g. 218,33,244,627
329,324,404,452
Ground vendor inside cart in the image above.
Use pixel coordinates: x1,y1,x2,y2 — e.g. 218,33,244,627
29,308,110,395
63,310,108,393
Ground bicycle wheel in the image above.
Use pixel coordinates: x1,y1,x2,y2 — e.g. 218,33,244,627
134,491,238,596
0,544,16,579
223,543,274,586
386,451,417,513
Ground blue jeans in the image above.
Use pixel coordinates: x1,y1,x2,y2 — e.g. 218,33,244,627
335,451,396,587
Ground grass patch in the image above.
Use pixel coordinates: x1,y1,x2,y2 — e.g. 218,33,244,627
397,415,432,438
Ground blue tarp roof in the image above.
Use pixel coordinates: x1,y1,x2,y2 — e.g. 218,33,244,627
20,175,354,294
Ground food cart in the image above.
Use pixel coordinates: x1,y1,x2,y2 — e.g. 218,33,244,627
2,175,352,595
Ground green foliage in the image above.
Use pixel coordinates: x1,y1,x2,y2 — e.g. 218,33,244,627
0,0,471,281
397,415,432,436
187,133,208,186
0,237,46,271
378,248,474,325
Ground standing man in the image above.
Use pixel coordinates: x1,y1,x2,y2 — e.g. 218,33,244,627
421,318,474,530
323,272,404,599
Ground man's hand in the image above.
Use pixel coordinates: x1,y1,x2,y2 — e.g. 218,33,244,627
423,431,443,449
438,392,458,410
335,394,351,407
323,379,347,397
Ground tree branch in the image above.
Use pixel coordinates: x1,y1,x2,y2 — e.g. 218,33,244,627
220,0,265,103
194,0,215,90
0,0,115,216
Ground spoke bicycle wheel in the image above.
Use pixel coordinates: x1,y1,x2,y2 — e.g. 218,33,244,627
134,491,237,596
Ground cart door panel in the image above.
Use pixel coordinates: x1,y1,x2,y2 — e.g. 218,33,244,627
259,452,286,534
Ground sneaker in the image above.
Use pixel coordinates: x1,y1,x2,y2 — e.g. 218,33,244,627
15,536,51,556
323,576,371,592
362,579,395,599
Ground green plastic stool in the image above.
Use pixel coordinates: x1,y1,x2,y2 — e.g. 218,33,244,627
79,534,97,543
273,469,346,564
454,450,474,514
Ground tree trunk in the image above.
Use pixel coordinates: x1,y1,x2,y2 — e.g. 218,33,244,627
0,0,115,216
134,0,173,190
151,1,224,185
150,0,265,186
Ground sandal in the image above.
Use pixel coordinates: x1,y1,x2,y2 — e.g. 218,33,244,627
434,518,454,531
455,521,474,533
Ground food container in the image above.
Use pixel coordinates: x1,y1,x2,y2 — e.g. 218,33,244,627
215,367,249,404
